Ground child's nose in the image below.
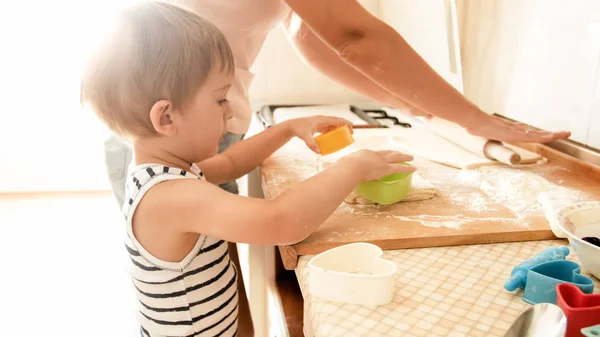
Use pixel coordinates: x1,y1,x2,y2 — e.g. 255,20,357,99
225,108,234,120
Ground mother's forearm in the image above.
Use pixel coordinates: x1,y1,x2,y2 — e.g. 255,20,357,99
338,24,484,127
285,0,486,128
286,21,429,117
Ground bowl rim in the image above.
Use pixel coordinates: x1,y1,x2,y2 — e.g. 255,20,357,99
307,242,398,279
375,171,414,184
372,163,415,184
556,201,600,251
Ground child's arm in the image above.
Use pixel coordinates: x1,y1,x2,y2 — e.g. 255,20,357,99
197,116,352,185
137,149,415,245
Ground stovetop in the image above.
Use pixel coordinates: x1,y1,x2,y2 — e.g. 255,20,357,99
256,104,413,129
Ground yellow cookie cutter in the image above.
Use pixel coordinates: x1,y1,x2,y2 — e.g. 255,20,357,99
314,125,354,155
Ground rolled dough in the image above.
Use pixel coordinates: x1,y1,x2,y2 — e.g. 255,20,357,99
389,128,546,170
424,117,547,167
345,172,438,205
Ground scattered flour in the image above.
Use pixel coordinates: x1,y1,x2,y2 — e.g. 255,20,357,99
274,156,591,231
392,215,469,230
340,166,591,231
454,166,588,218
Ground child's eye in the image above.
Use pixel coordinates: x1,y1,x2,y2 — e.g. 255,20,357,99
218,98,229,106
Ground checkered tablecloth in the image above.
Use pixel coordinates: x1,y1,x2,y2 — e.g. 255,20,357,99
295,240,600,337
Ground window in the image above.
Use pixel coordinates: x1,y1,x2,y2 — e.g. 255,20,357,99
0,1,139,193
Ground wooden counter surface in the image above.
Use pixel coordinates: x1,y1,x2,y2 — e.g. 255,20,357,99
260,130,600,269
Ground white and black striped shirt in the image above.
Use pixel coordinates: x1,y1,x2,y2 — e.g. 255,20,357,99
123,164,238,337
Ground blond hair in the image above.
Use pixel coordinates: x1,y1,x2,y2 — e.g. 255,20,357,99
81,1,234,137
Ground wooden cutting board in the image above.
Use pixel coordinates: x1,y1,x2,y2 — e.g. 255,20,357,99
260,130,600,270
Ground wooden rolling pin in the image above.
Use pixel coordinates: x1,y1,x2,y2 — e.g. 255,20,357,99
484,141,522,165
353,118,522,165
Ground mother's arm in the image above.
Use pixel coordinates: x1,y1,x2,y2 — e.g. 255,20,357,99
283,13,430,118
283,0,570,142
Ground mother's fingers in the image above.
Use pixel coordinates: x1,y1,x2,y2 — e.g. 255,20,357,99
549,131,571,140
509,123,563,142
504,119,570,142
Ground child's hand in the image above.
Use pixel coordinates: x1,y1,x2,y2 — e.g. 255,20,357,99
286,116,353,153
341,149,416,182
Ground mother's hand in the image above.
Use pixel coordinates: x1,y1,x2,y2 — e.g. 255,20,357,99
465,113,570,143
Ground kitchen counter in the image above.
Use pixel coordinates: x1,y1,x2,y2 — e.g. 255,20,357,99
251,108,600,336
295,240,600,337
260,128,600,270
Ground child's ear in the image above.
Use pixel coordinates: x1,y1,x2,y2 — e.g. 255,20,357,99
149,100,177,136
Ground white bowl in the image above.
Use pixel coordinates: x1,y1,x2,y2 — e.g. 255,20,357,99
308,242,397,306
557,202,600,279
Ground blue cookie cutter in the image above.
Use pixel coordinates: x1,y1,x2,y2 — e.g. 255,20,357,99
523,260,594,305
504,246,570,292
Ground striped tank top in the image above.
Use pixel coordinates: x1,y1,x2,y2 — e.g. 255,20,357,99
123,163,239,337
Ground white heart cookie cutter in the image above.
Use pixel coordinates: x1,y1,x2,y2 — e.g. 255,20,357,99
308,242,398,306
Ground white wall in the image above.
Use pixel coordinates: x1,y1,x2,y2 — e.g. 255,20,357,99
458,0,600,148
0,2,118,193
378,0,463,92
248,0,380,106
248,0,463,106
588,44,600,149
